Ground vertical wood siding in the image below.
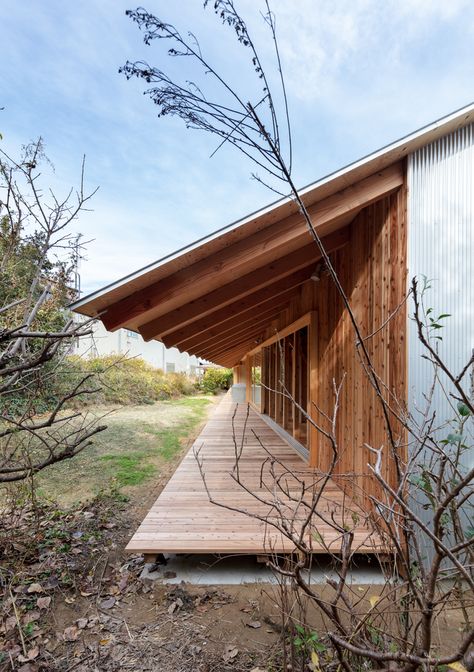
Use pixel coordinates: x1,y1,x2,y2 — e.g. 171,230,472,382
253,185,407,510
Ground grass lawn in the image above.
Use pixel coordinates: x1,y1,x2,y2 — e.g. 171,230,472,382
35,395,215,506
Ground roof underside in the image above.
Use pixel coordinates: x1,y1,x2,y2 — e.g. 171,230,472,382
72,103,474,366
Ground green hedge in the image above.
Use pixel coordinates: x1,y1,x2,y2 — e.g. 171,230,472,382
64,355,197,406
0,356,196,415
199,367,233,394
3,355,231,416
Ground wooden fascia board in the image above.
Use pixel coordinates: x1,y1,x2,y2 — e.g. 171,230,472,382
141,226,350,342
101,207,309,331
101,163,402,332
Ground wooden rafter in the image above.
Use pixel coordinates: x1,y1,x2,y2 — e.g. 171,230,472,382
159,267,313,345
197,323,271,361
169,287,298,348
176,299,291,354
142,226,350,342
101,164,402,332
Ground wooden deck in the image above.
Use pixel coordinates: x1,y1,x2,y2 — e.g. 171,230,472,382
126,396,387,556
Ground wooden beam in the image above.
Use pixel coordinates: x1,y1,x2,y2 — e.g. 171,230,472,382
194,325,269,361
172,294,298,352
197,323,269,361
206,331,267,361
143,226,349,342
102,209,309,332
101,164,402,331
175,295,293,353
217,342,261,367
160,267,312,345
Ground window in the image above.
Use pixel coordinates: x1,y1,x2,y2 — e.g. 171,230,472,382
248,352,262,406
250,321,310,450
126,329,139,339
264,326,308,448
166,362,176,373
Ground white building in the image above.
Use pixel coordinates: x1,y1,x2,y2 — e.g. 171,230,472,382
74,319,202,375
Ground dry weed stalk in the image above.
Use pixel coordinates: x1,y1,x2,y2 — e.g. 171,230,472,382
0,140,107,483
123,3,473,668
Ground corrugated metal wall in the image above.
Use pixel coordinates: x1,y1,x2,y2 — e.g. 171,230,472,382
407,123,474,469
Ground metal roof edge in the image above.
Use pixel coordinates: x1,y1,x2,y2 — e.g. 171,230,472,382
70,101,474,312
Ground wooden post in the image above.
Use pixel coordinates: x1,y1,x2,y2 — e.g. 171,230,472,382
309,311,318,468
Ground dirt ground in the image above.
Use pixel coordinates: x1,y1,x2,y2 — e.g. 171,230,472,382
1,394,285,672
1,395,472,671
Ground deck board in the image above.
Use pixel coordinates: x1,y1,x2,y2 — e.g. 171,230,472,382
126,395,386,555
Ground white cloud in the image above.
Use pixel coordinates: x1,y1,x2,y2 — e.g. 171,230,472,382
236,0,474,102
2,0,473,295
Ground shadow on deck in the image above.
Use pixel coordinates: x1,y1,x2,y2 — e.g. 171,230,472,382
126,395,387,556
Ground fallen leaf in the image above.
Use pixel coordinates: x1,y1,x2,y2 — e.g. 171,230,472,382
448,664,468,672
79,591,95,597
44,576,59,590
76,618,88,629
99,638,110,646
118,575,129,591
63,626,79,642
65,597,75,604
168,601,177,614
27,583,43,594
5,615,17,632
18,646,39,662
369,595,380,609
45,638,59,653
17,664,38,672
27,647,39,660
99,596,116,610
309,650,321,672
7,644,21,657
247,621,261,629
37,596,51,610
23,611,40,625
223,645,239,662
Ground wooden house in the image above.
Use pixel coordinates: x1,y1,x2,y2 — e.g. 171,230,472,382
72,103,474,557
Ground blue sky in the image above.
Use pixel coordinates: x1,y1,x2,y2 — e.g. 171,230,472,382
1,0,473,294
